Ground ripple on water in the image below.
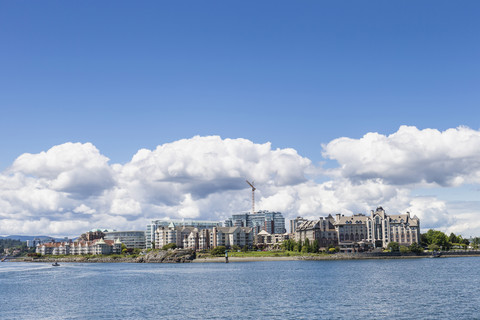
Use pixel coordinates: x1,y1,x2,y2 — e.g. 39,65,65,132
2,258,480,319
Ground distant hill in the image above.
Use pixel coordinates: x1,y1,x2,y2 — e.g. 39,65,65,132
0,235,68,242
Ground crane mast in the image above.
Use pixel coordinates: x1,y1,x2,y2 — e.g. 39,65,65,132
246,180,256,214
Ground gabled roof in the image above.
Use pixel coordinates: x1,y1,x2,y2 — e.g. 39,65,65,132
335,214,369,225
257,230,271,236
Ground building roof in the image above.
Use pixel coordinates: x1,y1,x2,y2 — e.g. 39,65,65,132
387,213,420,227
335,214,369,225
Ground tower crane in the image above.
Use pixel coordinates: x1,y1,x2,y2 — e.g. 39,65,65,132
246,180,256,214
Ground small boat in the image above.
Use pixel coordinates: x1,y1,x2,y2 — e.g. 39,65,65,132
52,262,60,266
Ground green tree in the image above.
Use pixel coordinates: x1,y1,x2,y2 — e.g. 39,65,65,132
448,232,458,244
121,244,128,254
161,243,177,250
311,240,319,253
282,239,297,251
387,242,400,252
409,242,423,254
211,246,226,256
428,244,440,251
303,238,311,253
399,246,410,253
295,242,302,252
471,237,480,249
420,233,429,247
424,229,451,250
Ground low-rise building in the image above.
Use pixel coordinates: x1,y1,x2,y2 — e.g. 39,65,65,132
256,230,289,247
104,231,146,249
155,223,198,249
36,238,122,255
334,207,421,249
147,219,221,249
211,226,253,249
225,211,286,236
295,215,338,249
291,207,421,251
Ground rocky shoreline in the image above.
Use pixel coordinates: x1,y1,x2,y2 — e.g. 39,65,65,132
10,249,197,263
8,250,480,264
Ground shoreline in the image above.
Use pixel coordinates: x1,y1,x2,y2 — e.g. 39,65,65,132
6,252,480,263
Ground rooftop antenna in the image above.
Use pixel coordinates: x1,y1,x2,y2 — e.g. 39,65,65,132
246,180,256,214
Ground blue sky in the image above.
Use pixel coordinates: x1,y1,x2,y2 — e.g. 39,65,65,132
0,1,479,236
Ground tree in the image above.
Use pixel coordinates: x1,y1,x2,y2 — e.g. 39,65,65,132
399,246,410,253
428,244,440,251
161,243,177,250
449,232,458,244
409,242,423,254
282,239,296,251
420,233,429,247
211,246,226,256
295,242,302,252
121,244,128,254
471,237,480,249
311,240,319,253
387,242,399,252
303,238,311,253
423,229,451,250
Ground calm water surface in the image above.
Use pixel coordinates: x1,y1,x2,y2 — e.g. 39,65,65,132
1,257,480,319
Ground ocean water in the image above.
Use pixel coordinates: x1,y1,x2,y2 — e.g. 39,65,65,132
1,258,480,320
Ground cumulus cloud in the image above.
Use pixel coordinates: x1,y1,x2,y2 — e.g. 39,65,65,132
1,129,479,237
323,126,480,187
0,137,312,236
11,142,115,197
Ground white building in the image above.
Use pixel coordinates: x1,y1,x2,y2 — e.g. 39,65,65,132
104,231,146,249
210,227,253,249
146,219,221,249
335,207,421,249
36,238,122,255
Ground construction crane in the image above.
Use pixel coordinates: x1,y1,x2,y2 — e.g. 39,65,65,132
246,180,256,214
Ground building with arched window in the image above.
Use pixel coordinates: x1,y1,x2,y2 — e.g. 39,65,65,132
334,207,420,250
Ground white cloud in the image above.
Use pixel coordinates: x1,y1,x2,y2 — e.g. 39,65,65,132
322,125,480,187
1,130,480,237
11,142,115,197
73,204,96,215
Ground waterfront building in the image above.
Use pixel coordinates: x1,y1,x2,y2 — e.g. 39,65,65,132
295,215,338,248
224,210,286,236
210,226,253,249
146,219,221,249
370,207,421,248
183,228,211,251
256,230,289,247
334,207,421,250
36,238,122,256
78,229,111,242
291,207,421,252
290,216,308,234
104,231,146,249
155,223,198,249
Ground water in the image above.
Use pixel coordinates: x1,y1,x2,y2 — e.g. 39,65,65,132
1,258,480,319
